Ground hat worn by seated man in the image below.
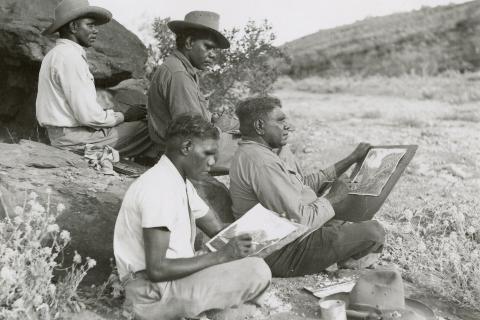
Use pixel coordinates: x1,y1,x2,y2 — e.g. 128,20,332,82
36,0,152,157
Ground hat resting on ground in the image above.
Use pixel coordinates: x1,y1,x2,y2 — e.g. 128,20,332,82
43,0,112,35
322,268,434,320
168,11,230,49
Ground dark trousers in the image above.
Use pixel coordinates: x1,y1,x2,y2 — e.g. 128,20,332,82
265,220,385,277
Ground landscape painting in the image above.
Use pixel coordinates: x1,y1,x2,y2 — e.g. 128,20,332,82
206,204,300,255
349,148,407,196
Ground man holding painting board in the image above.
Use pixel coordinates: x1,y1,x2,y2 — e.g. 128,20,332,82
229,96,388,276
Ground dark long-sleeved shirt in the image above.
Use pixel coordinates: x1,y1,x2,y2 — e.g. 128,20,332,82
147,50,211,150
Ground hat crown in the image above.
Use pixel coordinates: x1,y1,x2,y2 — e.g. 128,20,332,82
55,0,90,19
183,11,220,31
350,269,406,309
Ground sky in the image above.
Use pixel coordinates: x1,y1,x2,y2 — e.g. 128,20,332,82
89,0,471,45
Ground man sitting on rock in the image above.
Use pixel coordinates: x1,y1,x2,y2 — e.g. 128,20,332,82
36,0,151,157
229,96,386,277
114,114,271,320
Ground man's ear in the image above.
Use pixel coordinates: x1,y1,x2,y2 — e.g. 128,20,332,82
184,36,194,50
253,119,265,135
180,139,193,156
68,20,79,34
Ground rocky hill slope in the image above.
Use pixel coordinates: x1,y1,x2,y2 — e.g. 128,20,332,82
283,1,480,78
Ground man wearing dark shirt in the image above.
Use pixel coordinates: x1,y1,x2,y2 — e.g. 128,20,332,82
147,11,229,155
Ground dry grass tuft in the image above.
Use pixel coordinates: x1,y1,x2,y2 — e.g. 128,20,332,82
359,110,382,119
438,110,480,123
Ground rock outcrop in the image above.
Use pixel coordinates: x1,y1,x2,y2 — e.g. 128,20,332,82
0,0,148,142
0,140,234,283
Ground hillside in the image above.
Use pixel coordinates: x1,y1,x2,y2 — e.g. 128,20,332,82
283,1,480,78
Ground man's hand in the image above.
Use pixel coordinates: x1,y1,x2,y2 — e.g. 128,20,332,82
350,142,371,163
123,105,147,122
217,234,254,262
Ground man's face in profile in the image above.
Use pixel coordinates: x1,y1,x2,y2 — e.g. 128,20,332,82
262,107,290,149
188,37,217,70
73,17,98,47
184,137,219,180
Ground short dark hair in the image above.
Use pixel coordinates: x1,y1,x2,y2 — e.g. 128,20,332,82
58,22,73,37
175,29,216,50
165,114,219,151
235,96,282,136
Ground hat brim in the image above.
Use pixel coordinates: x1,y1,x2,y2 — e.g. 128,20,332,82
167,20,230,49
42,6,112,35
321,293,435,320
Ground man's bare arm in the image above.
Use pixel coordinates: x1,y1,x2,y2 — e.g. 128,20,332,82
143,228,253,282
196,209,228,238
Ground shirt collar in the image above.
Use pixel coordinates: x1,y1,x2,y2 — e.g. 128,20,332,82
56,38,87,59
157,154,189,188
172,50,198,79
238,139,274,151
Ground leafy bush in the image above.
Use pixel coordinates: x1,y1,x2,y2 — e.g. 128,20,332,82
0,190,95,319
145,18,289,115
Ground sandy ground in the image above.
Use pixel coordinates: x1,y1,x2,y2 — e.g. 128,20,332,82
260,89,480,320
84,89,480,320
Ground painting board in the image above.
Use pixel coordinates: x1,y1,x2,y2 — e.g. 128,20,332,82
349,147,407,196
332,145,417,222
206,203,308,257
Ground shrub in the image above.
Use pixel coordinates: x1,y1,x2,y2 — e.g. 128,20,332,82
145,18,290,115
0,190,95,319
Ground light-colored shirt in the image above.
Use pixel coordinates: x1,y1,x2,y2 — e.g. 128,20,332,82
114,155,209,279
147,50,211,150
36,39,124,128
229,140,336,230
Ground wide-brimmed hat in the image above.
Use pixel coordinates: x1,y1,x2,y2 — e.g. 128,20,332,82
322,269,434,320
167,11,230,49
43,0,112,35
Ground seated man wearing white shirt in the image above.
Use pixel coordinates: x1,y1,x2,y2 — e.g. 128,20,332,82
113,114,271,320
36,0,151,157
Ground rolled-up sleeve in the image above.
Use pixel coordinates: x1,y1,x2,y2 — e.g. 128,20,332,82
254,164,335,229
54,56,123,128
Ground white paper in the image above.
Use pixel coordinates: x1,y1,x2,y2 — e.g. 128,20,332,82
349,148,406,196
206,203,299,255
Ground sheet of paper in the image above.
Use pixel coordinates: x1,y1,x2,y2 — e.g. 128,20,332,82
349,148,407,196
304,277,357,298
206,203,299,255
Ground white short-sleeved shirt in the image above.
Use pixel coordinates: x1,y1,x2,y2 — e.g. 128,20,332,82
113,155,209,279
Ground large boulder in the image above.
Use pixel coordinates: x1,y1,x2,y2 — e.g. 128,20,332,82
0,140,234,283
0,0,148,142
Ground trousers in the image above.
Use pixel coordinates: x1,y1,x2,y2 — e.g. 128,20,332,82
124,257,271,320
46,120,153,157
265,220,385,277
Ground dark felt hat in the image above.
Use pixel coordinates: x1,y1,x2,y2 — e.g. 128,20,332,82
168,11,230,49
322,269,435,320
